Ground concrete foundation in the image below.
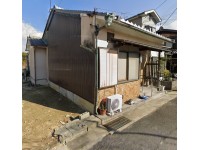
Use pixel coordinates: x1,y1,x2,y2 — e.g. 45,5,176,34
49,81,94,114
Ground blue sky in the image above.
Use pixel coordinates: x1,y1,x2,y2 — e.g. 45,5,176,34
22,0,177,51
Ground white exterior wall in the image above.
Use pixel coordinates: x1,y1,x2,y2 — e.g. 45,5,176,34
29,46,35,84
129,17,142,27
142,15,157,28
29,46,48,85
35,48,48,85
151,51,165,57
81,14,95,47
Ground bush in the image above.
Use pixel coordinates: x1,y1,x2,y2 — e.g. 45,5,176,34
163,69,172,81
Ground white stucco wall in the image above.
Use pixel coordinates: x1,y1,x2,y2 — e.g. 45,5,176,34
81,14,94,47
35,47,48,85
142,15,157,28
29,46,35,84
151,51,165,57
29,46,48,85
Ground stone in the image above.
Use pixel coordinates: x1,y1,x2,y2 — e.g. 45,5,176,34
79,112,90,120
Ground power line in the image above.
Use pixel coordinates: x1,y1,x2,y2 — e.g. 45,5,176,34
161,8,177,26
155,0,168,10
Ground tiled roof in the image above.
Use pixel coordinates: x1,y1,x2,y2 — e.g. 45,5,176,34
29,38,47,47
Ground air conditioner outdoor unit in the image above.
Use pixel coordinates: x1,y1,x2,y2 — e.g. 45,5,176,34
107,94,122,116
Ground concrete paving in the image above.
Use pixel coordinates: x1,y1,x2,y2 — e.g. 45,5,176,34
51,90,177,150
91,98,177,150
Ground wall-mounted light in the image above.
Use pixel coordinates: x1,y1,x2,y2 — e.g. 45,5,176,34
94,13,116,36
105,13,115,27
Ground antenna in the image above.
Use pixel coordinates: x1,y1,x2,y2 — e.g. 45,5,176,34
49,0,51,10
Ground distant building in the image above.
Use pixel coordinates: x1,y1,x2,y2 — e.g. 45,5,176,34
127,10,173,85
157,27,177,75
126,9,162,33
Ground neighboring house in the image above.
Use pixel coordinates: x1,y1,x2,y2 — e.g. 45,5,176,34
26,37,48,85
126,9,161,33
26,7,173,114
157,27,177,75
126,10,173,85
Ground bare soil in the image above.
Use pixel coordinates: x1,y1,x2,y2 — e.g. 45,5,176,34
22,82,85,149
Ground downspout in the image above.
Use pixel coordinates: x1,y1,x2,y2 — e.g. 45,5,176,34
157,51,161,87
34,48,36,85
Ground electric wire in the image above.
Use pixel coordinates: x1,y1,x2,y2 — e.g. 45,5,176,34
155,0,168,10
161,8,177,26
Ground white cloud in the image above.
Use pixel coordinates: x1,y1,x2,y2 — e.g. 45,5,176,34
22,21,43,51
164,20,177,30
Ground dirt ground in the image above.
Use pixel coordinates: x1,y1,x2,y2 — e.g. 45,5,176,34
22,82,85,150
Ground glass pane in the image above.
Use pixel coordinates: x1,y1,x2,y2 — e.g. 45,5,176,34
128,53,139,80
118,52,127,81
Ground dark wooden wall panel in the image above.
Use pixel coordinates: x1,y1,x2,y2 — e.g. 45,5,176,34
48,12,95,104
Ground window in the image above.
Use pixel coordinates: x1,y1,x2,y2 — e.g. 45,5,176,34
118,52,127,81
99,48,118,88
107,32,114,42
118,52,139,82
99,50,140,88
128,53,139,80
145,25,156,32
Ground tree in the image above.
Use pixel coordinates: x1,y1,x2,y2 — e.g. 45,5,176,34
22,52,27,69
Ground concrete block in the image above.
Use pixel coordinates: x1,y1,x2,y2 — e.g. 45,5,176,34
79,112,90,120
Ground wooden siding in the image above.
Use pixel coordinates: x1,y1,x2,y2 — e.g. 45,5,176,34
47,13,95,104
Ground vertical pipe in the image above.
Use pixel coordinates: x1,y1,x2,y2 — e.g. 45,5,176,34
34,48,36,85
93,8,99,115
157,51,161,87
151,56,153,96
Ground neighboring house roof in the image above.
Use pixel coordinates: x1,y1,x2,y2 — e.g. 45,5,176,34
118,19,172,42
28,37,47,47
126,9,162,23
156,27,177,34
26,37,47,51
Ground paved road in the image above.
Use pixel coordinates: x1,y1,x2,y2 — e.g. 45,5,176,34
91,98,177,150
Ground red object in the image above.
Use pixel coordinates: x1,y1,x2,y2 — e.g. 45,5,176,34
102,98,107,103
100,109,107,115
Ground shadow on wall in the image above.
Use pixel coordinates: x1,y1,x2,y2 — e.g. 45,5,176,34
22,83,85,113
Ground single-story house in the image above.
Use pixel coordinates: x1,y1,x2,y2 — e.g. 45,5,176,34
26,37,48,85
26,7,173,114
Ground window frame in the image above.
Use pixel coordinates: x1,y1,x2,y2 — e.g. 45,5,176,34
117,51,140,83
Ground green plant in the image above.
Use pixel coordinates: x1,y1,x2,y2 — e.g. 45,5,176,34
163,69,172,81
99,101,106,110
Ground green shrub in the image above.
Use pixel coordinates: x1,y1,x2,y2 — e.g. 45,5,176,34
163,69,172,81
